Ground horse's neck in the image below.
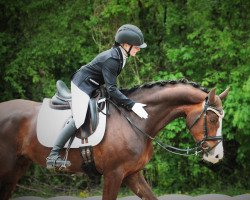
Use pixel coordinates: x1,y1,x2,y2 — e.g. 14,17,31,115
132,85,206,138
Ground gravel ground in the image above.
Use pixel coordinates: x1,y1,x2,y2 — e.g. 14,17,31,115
13,194,250,200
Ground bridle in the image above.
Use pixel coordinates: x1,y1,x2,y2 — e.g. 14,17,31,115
188,97,224,155
106,97,224,156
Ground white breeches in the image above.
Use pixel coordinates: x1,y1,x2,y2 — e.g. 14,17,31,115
71,82,90,129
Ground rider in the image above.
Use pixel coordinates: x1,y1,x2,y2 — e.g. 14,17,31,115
46,24,148,169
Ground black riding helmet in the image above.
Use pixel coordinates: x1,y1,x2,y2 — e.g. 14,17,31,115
115,24,147,49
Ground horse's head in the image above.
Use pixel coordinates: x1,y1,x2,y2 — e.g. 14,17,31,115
186,88,229,164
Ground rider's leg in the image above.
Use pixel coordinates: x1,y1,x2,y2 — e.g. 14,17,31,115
46,117,76,168
46,82,89,169
70,81,90,129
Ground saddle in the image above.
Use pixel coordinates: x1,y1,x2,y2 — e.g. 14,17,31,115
51,80,72,108
50,80,106,141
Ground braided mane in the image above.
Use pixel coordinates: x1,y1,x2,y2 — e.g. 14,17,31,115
120,78,209,95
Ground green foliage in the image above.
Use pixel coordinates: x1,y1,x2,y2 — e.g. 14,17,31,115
1,0,249,197
12,165,97,198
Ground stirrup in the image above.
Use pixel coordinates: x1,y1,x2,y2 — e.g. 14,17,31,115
46,156,71,170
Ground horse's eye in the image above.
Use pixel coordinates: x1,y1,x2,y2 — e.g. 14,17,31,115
210,117,218,123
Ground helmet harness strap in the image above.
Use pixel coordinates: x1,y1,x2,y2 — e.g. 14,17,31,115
127,45,133,56
119,44,133,57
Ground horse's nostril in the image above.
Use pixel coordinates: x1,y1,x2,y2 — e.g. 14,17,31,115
215,154,219,159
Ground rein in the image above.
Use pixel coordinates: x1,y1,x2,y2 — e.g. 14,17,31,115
106,97,224,157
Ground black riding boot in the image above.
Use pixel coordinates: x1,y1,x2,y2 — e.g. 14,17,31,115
46,118,77,169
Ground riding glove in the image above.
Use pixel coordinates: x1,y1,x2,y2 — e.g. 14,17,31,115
132,103,148,119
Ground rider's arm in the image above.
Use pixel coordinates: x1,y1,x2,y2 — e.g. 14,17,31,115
102,58,135,110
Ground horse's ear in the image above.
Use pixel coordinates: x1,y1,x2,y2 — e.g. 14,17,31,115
207,88,216,104
219,87,230,100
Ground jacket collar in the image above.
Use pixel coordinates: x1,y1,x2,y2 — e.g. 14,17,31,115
114,47,124,73
119,46,128,68
119,46,128,59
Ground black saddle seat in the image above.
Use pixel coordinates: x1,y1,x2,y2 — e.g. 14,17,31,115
51,80,71,106
56,80,72,101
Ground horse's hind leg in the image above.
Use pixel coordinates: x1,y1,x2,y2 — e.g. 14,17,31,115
123,171,158,200
0,156,32,200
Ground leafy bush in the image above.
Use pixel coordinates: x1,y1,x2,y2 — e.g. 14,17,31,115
1,0,249,196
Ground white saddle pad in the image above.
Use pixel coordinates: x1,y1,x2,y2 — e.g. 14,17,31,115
36,98,106,148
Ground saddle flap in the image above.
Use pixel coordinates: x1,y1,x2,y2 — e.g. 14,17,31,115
89,98,99,132
79,95,104,140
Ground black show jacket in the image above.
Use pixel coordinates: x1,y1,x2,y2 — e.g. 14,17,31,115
71,47,135,110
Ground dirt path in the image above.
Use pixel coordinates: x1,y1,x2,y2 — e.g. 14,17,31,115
13,194,250,200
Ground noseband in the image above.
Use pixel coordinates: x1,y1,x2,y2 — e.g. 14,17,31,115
189,97,224,154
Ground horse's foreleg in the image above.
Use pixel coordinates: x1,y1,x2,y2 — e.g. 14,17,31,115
0,156,32,200
123,171,158,200
102,169,124,200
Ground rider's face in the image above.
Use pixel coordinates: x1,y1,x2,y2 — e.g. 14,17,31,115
130,46,140,56
122,44,140,57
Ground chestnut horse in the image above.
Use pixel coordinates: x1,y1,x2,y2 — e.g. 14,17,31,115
0,80,229,200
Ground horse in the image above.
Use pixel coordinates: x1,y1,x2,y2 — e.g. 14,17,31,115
0,79,229,200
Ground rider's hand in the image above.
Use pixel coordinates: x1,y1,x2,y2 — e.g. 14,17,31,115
132,103,148,119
